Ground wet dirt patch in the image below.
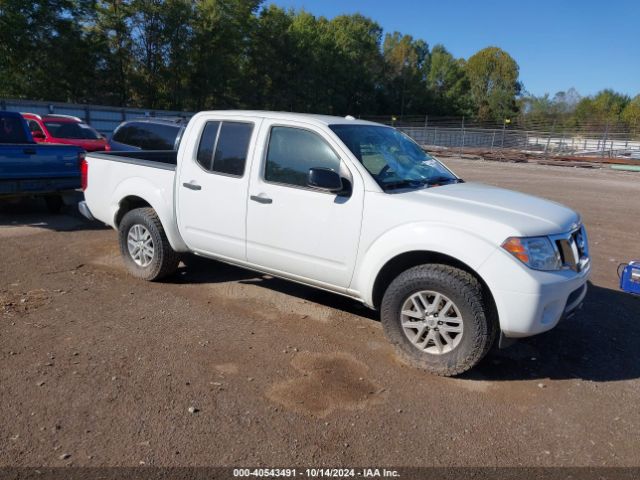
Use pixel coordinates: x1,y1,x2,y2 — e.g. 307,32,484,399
266,352,385,417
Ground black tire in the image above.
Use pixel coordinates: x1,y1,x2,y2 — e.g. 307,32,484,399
118,207,180,281
380,264,496,376
44,195,64,214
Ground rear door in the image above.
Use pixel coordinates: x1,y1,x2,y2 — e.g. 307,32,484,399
176,115,259,261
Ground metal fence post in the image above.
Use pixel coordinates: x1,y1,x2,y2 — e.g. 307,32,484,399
460,116,465,155
423,115,428,144
491,131,496,151
544,121,556,157
601,122,609,158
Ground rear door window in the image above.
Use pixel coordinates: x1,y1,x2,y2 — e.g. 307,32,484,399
195,121,253,176
196,121,220,170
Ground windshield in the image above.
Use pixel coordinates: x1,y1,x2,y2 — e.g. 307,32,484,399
44,121,102,140
330,124,460,191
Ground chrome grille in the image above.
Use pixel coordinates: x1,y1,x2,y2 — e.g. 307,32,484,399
552,225,589,272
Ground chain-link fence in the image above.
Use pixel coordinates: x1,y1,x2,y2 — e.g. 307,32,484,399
3,98,639,161
363,115,640,161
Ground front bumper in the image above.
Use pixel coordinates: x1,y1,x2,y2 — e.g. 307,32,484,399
479,248,591,338
78,200,95,221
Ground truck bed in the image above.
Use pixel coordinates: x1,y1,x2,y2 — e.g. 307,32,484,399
88,151,177,170
82,150,178,232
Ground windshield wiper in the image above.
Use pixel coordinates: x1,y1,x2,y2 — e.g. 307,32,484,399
423,176,461,186
382,180,423,191
383,176,462,191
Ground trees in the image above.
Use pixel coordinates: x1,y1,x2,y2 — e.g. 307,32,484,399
465,47,521,122
188,0,260,110
573,89,630,125
0,0,97,101
91,1,135,106
427,45,470,116
382,32,429,116
2,1,635,127
622,96,640,132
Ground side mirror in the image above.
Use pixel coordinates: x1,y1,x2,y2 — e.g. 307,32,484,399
307,167,343,192
31,130,45,140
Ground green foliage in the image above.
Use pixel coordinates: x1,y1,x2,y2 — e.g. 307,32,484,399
574,89,630,124
622,96,640,131
1,0,634,126
381,32,429,116
427,45,471,116
465,46,521,122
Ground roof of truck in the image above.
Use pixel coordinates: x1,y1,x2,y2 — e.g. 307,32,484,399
197,110,384,127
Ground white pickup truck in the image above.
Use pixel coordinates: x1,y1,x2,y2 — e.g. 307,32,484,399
80,111,590,375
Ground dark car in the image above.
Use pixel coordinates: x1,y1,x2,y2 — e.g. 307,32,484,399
108,117,189,152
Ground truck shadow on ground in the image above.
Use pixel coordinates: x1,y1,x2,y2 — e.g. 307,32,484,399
0,196,107,232
171,255,378,319
172,256,638,382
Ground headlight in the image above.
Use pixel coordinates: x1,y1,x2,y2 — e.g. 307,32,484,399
501,236,561,271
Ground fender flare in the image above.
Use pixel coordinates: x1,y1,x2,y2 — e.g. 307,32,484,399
352,222,499,308
110,176,188,252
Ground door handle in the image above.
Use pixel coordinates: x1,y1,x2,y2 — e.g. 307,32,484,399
182,182,201,191
23,148,36,155
250,194,273,204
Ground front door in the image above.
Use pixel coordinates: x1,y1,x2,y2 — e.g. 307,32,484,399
246,122,363,290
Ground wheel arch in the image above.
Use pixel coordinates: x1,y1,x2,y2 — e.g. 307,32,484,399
371,250,499,327
111,190,188,252
114,195,152,227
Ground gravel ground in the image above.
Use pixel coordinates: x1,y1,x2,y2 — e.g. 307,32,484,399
1,158,639,468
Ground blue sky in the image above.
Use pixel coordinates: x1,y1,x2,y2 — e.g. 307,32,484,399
268,0,640,98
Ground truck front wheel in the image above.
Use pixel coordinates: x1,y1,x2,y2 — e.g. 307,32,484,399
118,207,180,281
380,264,496,376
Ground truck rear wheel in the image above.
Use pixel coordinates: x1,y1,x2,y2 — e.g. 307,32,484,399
118,207,180,281
380,264,496,376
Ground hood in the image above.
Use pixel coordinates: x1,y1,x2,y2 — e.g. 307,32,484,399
399,182,580,239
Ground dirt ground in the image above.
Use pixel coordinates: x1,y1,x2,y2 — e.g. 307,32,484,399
1,158,639,468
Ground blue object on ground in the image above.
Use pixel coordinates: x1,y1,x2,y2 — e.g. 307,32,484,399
619,261,640,295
